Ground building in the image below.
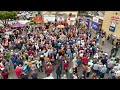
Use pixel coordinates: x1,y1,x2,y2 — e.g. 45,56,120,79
42,11,78,18
102,11,120,39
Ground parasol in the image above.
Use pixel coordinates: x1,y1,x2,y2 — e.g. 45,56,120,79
11,22,25,28
57,25,65,28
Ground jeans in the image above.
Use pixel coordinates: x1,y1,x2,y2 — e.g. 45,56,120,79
57,74,61,79
100,72,105,79
86,72,90,78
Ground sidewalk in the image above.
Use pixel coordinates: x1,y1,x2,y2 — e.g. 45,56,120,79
91,30,120,57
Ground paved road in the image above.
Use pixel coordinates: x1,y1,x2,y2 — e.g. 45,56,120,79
8,30,120,79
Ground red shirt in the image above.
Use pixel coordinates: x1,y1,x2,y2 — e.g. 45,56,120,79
1,72,9,79
81,56,88,64
14,67,23,77
28,50,34,55
46,65,52,75
64,63,68,69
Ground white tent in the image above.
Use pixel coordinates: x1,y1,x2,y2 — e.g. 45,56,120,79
18,20,30,24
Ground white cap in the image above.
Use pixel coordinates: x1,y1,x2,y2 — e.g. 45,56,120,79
40,55,44,57
104,65,106,67
1,68,4,71
63,74,66,77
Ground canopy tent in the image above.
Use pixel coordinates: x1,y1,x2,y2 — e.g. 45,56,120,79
11,22,25,28
18,20,30,25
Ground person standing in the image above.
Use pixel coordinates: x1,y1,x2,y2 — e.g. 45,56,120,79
36,58,43,72
1,69,9,79
101,35,105,45
86,65,91,78
110,47,115,57
56,65,61,79
20,72,29,79
100,65,107,79
93,62,99,75
45,62,53,77
5,60,11,72
82,64,88,78
0,69,3,79
14,65,23,79
30,70,38,79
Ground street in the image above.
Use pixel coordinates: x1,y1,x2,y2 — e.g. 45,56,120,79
8,30,120,79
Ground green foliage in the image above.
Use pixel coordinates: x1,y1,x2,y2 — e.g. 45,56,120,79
29,21,35,25
0,11,17,26
0,11,16,20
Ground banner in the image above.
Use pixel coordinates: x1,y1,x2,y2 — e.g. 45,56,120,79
79,19,82,23
85,19,90,30
91,21,99,31
43,15,55,23
109,22,116,32
56,14,66,22
93,17,99,23
85,19,90,27
33,16,43,23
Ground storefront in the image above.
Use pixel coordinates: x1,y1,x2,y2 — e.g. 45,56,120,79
102,11,120,39
91,16,103,33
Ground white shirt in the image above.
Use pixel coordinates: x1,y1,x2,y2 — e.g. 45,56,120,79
77,41,80,45
98,64,103,71
80,53,84,58
35,44,39,50
44,52,48,57
36,61,42,68
88,62,93,67
115,70,120,77
94,53,99,59
0,48,4,53
86,67,91,72
93,64,99,70
69,68,73,73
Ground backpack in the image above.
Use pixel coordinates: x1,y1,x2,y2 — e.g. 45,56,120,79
23,65,28,73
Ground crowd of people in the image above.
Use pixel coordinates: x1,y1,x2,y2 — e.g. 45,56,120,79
0,18,120,79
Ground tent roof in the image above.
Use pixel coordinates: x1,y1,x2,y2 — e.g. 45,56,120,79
11,22,25,28
18,20,30,24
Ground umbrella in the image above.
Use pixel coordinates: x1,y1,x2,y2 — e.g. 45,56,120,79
18,20,30,24
57,25,65,28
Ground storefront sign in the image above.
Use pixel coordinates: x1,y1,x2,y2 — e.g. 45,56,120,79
93,17,99,23
109,22,116,32
85,19,90,26
91,21,99,31
43,15,55,23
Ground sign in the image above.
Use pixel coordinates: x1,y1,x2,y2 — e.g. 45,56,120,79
43,15,55,23
85,19,90,26
111,16,120,23
93,17,99,23
91,21,99,31
79,19,82,23
109,22,116,32
56,14,66,22
70,17,76,21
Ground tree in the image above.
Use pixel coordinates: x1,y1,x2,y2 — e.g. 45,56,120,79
0,11,17,26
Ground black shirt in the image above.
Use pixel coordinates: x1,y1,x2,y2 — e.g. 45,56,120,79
20,74,29,79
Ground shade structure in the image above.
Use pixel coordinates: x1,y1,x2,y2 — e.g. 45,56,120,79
11,22,25,28
18,20,30,24
57,25,65,28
